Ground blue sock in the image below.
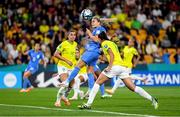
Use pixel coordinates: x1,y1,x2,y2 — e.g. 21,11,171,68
100,83,105,95
22,78,28,89
67,67,80,83
26,79,32,87
87,73,95,90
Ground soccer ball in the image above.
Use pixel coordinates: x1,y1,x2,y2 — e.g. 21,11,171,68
80,9,93,20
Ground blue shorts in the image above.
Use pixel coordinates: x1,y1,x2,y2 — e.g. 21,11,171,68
94,65,101,72
81,51,100,66
25,65,38,74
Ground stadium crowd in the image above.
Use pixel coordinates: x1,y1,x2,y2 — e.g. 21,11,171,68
0,0,180,65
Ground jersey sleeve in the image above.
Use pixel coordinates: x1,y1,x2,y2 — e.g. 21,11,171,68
102,41,110,51
56,43,64,52
28,49,33,56
122,46,126,53
40,52,45,60
133,48,138,55
95,30,101,35
94,27,106,36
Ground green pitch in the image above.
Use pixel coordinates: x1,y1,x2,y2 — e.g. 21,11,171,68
0,87,180,116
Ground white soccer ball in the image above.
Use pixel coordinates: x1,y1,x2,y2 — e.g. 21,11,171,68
80,9,93,20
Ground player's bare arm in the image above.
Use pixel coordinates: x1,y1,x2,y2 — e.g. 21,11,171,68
86,28,101,43
105,48,114,72
100,18,117,22
133,54,140,67
54,50,73,66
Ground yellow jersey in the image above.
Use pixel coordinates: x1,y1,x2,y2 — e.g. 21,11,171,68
17,43,27,53
79,66,87,74
56,40,77,69
39,25,49,33
123,46,138,68
101,40,124,66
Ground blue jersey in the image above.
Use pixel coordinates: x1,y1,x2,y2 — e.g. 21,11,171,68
85,26,106,53
27,49,44,69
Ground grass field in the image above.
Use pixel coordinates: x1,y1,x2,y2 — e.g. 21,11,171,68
0,87,180,116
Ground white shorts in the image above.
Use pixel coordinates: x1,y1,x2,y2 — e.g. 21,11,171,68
102,65,130,79
75,73,88,82
126,68,132,74
57,66,72,75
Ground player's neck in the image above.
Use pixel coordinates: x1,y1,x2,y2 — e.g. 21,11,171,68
35,49,39,52
128,45,132,48
68,40,74,44
101,40,105,43
95,25,100,28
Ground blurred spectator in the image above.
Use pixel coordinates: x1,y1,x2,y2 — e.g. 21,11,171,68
152,6,162,17
132,19,142,30
170,0,180,10
146,38,158,55
6,40,13,53
9,45,18,60
17,39,28,53
162,49,170,64
153,48,163,63
39,20,49,34
0,45,8,64
44,46,51,64
102,4,112,17
126,0,136,6
175,49,180,63
15,52,23,64
143,15,153,29
162,17,171,30
137,10,147,24
160,34,171,48
175,29,180,47
0,42,4,65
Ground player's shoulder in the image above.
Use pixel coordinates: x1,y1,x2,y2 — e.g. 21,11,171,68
96,26,106,31
94,26,106,35
58,41,67,47
40,51,45,58
130,47,137,51
100,26,106,30
39,50,44,54
102,40,112,47
29,49,34,53
102,40,112,44
63,40,77,45
62,40,68,45
123,46,128,50
29,49,34,52
73,41,78,46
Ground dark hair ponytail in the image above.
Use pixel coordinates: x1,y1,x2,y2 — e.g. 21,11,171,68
98,31,109,40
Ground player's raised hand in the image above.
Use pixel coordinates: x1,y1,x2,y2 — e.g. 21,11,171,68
86,28,100,42
86,28,92,36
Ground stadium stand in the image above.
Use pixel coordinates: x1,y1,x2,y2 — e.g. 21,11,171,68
0,0,179,65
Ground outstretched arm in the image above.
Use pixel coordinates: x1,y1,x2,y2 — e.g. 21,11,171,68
86,28,101,43
54,50,73,66
22,46,30,55
133,54,140,67
100,18,117,22
105,48,114,72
